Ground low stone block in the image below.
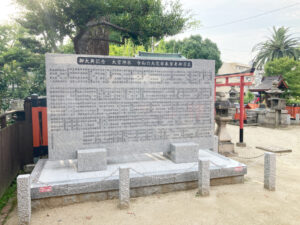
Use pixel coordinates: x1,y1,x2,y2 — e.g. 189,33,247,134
169,142,199,163
281,114,291,126
17,174,31,225
264,152,276,191
119,168,130,209
77,148,107,172
198,160,210,196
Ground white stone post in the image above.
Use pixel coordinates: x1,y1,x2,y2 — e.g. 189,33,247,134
264,152,276,191
17,174,31,225
198,160,210,196
119,168,130,209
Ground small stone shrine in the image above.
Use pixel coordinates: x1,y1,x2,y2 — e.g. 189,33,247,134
28,54,246,207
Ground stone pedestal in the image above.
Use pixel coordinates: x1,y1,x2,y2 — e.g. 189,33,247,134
259,109,290,127
281,110,291,126
215,116,235,155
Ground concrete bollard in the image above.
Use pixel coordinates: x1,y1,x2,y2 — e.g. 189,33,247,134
264,152,276,191
198,160,210,196
17,174,31,225
119,167,130,209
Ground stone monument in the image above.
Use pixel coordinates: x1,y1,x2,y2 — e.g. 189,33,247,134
28,54,246,206
46,54,215,166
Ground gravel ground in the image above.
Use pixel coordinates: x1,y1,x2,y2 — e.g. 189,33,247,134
6,125,300,225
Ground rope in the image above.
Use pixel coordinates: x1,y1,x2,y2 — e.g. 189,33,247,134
234,154,265,160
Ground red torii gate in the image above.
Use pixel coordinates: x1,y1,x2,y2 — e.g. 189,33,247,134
215,69,255,146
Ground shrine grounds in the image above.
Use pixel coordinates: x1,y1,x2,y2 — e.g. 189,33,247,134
6,124,300,225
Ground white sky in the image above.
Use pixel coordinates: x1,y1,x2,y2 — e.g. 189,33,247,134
1,0,300,64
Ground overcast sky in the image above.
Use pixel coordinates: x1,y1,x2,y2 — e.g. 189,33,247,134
1,0,300,64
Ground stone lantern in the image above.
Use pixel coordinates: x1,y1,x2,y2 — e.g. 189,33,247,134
264,81,288,127
215,92,235,156
228,86,239,104
265,81,286,110
228,86,239,118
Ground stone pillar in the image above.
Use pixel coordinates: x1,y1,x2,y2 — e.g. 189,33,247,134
213,135,218,153
119,168,130,209
198,160,210,196
296,114,300,123
264,153,276,191
17,174,31,225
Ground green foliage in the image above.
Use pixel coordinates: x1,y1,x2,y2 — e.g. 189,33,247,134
264,57,300,98
164,35,222,71
253,27,300,68
16,0,192,54
286,97,300,106
58,40,75,54
0,24,46,111
0,179,16,212
110,40,146,57
264,57,297,76
244,91,255,104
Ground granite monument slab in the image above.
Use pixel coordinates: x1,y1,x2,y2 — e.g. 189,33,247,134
46,54,215,160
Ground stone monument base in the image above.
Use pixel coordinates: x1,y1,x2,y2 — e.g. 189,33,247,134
30,150,246,208
31,176,244,210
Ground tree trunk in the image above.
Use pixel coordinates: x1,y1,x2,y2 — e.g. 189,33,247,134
74,25,109,55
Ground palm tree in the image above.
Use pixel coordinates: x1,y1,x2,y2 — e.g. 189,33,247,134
252,26,300,68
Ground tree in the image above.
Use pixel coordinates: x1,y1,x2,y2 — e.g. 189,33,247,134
253,26,300,68
110,39,146,57
0,24,47,111
264,57,300,98
164,35,222,71
16,0,192,55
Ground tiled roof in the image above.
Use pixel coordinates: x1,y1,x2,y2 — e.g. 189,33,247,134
250,75,287,92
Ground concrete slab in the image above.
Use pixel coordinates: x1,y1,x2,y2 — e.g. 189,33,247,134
30,150,246,199
256,146,292,153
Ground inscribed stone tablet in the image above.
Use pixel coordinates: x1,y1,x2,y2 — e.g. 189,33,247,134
46,54,215,160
